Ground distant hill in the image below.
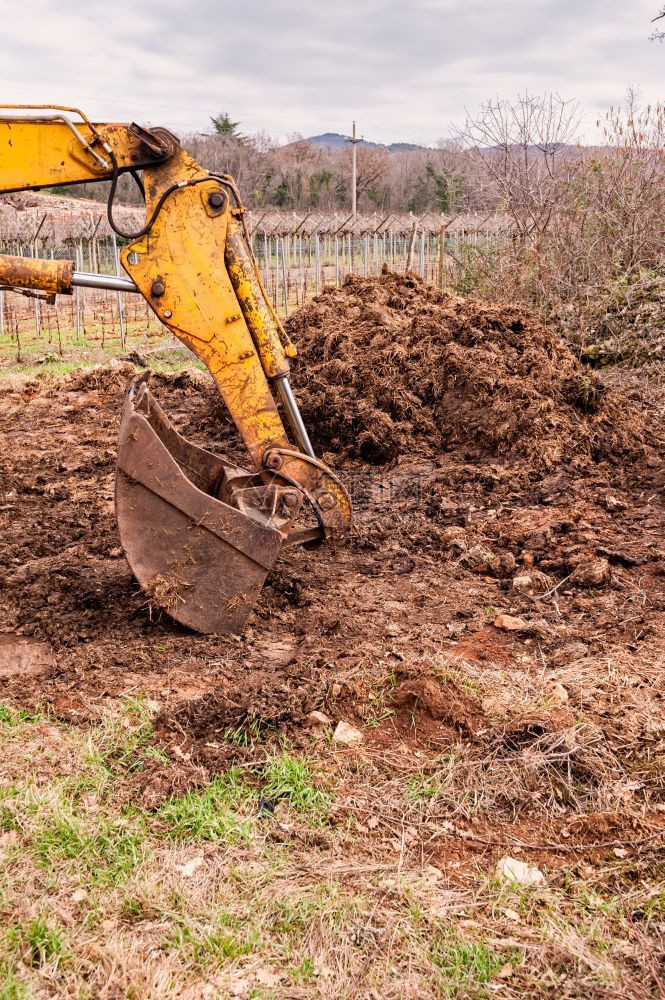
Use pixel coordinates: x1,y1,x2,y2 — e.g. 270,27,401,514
305,132,428,152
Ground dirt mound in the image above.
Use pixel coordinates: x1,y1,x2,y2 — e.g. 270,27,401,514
287,269,649,470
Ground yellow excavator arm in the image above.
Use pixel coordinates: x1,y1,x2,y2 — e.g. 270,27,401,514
0,105,352,634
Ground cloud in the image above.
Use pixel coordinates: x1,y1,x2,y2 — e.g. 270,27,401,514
0,0,661,144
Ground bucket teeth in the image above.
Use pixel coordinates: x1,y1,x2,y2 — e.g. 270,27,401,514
114,379,291,634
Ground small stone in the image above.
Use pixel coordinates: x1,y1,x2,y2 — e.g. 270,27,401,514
497,552,517,576
547,682,569,705
512,573,534,595
496,856,546,886
570,557,610,587
332,721,364,746
441,525,466,546
306,710,332,727
493,613,528,632
604,495,626,512
71,888,88,903
176,856,204,877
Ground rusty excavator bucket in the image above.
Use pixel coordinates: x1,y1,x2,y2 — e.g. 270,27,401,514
114,373,352,635
115,380,289,634
0,107,352,634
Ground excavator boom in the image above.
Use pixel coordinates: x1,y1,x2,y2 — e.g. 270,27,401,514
0,106,352,633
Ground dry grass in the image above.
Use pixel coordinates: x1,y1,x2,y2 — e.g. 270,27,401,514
1,689,664,1000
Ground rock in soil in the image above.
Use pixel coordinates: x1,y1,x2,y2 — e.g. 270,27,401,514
493,614,528,632
332,721,364,745
307,710,332,727
0,634,54,678
569,557,611,587
496,857,546,887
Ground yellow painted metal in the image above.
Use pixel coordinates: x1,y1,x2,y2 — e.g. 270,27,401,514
0,119,166,193
0,112,352,540
120,147,290,469
224,215,290,380
0,253,73,295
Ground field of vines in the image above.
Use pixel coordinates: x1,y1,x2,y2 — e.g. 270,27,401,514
0,197,508,367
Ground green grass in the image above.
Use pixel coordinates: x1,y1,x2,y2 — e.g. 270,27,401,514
0,696,663,997
11,918,68,970
32,809,146,886
259,751,331,825
0,705,39,729
155,769,254,844
165,912,257,968
0,960,32,1000
430,935,518,998
0,326,206,379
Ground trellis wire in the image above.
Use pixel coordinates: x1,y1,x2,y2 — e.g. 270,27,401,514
0,215,509,353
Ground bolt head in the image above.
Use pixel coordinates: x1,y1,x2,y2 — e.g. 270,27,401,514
208,191,225,209
283,492,298,508
151,279,165,297
266,453,282,471
317,491,336,511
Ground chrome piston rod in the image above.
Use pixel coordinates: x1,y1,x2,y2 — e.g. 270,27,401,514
72,270,138,293
274,375,316,459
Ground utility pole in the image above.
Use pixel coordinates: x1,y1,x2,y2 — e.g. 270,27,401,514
346,121,362,217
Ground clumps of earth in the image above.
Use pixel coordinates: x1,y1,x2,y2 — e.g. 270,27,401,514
287,268,649,470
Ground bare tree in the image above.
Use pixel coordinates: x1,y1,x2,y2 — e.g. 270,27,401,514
651,6,665,40
455,92,581,241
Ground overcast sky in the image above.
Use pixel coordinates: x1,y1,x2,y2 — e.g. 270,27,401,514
0,0,662,146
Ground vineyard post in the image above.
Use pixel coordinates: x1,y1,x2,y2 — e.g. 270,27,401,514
30,214,47,338
280,237,288,316
406,221,417,271
30,242,41,339
315,233,320,295
75,245,82,343
274,234,279,308
112,232,126,348
263,231,269,289
438,223,447,289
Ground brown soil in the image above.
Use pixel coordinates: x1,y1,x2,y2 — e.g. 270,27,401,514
1,273,665,856
287,269,652,469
